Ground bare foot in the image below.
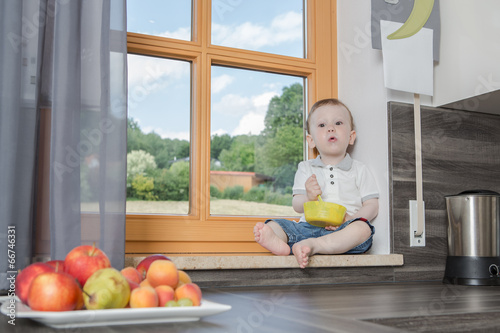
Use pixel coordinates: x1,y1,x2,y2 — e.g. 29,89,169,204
292,240,314,268
253,222,290,256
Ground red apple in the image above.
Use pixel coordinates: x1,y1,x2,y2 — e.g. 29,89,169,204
27,271,82,311
64,244,111,287
15,263,55,304
45,260,65,272
136,254,170,280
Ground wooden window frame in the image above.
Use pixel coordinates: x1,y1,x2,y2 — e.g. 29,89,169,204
125,0,338,255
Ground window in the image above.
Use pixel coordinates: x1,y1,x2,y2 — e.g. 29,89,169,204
125,0,338,254
126,55,191,215
210,66,303,217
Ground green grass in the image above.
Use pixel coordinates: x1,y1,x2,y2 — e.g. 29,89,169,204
82,199,298,217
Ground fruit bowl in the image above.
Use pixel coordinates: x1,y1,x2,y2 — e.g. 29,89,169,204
304,196,346,227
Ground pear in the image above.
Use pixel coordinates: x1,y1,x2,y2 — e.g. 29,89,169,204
83,268,130,309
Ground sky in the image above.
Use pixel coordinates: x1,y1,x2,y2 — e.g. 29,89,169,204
126,0,304,141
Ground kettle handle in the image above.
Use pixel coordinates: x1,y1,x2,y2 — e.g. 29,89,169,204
458,190,500,195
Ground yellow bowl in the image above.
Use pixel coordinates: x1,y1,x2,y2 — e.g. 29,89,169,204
304,196,346,227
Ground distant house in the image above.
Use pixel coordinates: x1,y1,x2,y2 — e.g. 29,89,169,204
210,171,274,192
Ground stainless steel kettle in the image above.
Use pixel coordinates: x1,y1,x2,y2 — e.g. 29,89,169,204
443,190,500,285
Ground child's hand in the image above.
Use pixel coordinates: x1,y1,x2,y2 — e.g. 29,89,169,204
305,174,322,201
325,213,353,231
324,225,339,231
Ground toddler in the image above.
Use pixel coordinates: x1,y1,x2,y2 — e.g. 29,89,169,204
254,98,379,268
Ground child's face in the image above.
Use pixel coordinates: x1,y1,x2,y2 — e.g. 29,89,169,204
306,104,356,164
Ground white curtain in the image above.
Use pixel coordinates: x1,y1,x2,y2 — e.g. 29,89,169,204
0,0,128,290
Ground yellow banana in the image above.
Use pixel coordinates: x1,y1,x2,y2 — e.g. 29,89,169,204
387,0,435,40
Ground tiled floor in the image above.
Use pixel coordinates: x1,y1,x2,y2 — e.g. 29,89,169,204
3,281,500,332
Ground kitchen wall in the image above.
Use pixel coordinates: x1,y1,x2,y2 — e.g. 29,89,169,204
187,101,500,287
337,0,500,255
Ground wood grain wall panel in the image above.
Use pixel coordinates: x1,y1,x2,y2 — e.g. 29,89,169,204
389,102,500,282
186,267,396,287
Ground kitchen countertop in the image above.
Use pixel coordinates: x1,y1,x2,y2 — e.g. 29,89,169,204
3,281,500,332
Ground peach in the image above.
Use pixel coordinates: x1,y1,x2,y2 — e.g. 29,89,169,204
129,286,158,308
121,266,142,284
146,260,179,288
176,270,192,288
136,254,170,280
174,283,202,306
155,285,175,307
139,279,152,288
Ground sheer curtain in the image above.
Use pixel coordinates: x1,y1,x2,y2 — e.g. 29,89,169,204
0,0,127,290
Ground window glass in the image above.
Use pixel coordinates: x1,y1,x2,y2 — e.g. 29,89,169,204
126,54,191,215
210,66,304,216
211,0,305,58
127,0,192,41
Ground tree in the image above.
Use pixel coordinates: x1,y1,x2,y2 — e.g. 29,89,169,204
257,83,304,189
218,135,256,172
211,133,233,161
257,125,303,188
263,83,304,138
127,117,190,169
127,150,157,181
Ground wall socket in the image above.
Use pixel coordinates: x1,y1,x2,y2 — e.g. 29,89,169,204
410,200,426,247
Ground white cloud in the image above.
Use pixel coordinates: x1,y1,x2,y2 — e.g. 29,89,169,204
212,91,278,136
127,54,188,91
213,94,252,116
252,91,277,111
212,74,235,94
157,27,191,41
142,126,190,141
211,128,228,137
212,11,302,50
127,54,189,110
232,112,265,136
212,91,278,117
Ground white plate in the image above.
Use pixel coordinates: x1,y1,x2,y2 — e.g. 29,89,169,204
0,296,231,328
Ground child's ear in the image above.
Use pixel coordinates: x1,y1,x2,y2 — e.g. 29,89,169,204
306,134,316,148
349,130,356,145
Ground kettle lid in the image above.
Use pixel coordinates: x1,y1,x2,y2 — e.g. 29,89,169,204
446,189,500,197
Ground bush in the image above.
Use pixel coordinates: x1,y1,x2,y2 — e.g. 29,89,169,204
151,162,189,201
210,185,221,199
222,186,244,200
131,174,157,201
127,150,157,188
243,186,266,202
264,191,292,206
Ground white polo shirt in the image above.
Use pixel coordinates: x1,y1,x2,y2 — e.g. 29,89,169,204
293,154,379,221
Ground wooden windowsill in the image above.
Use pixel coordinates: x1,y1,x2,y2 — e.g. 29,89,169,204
125,253,404,270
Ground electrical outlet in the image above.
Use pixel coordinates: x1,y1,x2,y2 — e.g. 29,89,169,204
410,200,425,247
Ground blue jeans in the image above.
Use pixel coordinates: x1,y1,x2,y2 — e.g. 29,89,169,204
264,218,375,255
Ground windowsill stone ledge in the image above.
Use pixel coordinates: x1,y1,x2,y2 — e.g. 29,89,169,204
125,253,403,270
